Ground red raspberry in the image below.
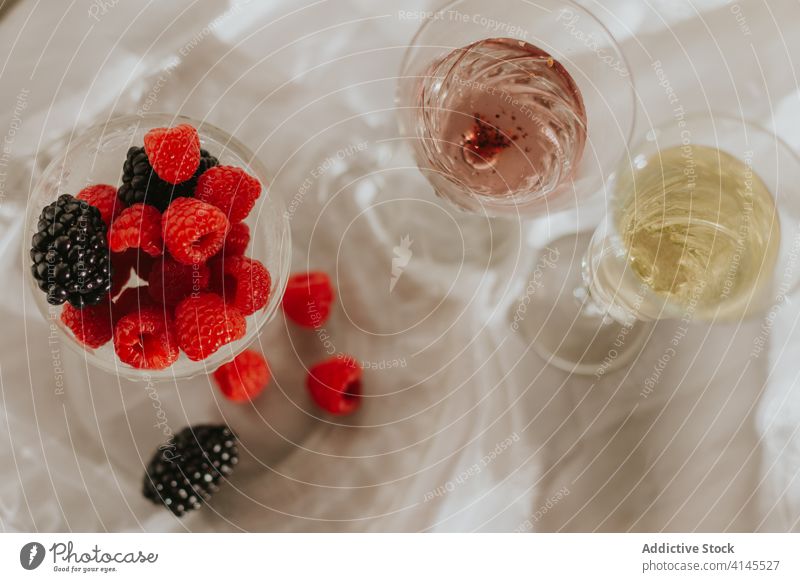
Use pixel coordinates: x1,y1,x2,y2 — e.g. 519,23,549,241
162,197,229,265
77,184,125,228
211,256,271,315
113,307,179,369
111,286,158,322
282,271,334,328
61,301,113,349
306,355,362,415
174,293,246,361
213,349,270,402
220,222,250,257
195,166,261,223
109,203,164,257
148,256,210,306
143,123,201,184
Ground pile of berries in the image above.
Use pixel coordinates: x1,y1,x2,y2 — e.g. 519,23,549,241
145,273,364,517
32,123,270,370
31,122,369,518
210,272,363,418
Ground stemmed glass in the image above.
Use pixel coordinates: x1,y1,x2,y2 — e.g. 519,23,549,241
393,0,635,331
397,0,635,218
521,114,800,374
24,114,291,381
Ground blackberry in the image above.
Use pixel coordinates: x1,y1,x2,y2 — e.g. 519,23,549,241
30,194,111,307
118,146,218,211
142,424,238,516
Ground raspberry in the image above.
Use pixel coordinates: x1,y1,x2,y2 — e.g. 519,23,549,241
61,301,113,349
112,286,157,322
118,146,218,212
195,166,261,223
113,307,179,369
143,124,201,184
162,198,229,265
282,271,334,328
306,355,362,415
148,256,210,306
109,203,164,257
211,256,271,315
174,293,246,361
213,350,270,402
77,184,125,228
219,222,250,257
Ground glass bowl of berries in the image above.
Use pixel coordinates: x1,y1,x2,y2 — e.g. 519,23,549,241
26,114,291,381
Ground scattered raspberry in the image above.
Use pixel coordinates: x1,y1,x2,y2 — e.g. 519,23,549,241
61,301,113,349
143,124,201,184
282,271,334,328
213,350,270,403
162,198,229,265
113,307,179,369
174,293,246,361
211,256,271,315
111,286,157,322
148,256,210,306
109,203,164,257
306,355,362,415
77,184,125,228
195,166,261,223
220,222,250,257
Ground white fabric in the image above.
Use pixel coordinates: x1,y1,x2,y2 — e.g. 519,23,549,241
0,0,798,532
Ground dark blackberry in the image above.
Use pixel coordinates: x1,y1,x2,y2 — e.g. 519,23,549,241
118,146,218,212
30,194,111,307
142,424,238,517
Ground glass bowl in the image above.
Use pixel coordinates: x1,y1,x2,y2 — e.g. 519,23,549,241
24,114,291,381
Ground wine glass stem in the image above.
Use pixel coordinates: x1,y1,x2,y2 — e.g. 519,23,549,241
577,252,637,326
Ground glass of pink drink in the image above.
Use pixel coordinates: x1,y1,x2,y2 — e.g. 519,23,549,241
397,0,634,217
394,0,638,375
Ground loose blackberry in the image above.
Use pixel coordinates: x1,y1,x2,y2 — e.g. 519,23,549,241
118,146,218,211
142,424,238,516
30,194,111,307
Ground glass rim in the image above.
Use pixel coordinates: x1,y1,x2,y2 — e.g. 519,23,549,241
396,0,637,217
23,112,291,382
398,0,635,83
608,112,800,228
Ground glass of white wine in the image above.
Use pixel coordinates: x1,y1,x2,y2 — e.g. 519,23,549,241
520,114,800,374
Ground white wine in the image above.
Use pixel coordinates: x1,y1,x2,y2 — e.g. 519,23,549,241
615,145,779,318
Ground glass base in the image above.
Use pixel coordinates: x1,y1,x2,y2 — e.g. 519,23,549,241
515,231,651,376
330,145,529,314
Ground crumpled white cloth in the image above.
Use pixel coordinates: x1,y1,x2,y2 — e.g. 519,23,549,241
0,0,798,532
